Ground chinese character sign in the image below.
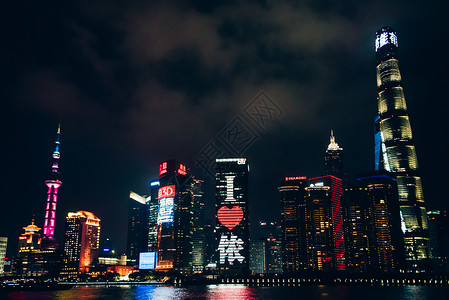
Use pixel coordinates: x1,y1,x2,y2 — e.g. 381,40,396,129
215,160,249,271
218,233,245,265
158,185,175,225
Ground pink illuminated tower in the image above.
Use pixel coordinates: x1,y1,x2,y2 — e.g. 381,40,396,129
41,123,62,251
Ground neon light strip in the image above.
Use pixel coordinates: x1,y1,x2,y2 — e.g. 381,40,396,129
330,176,345,271
42,181,61,238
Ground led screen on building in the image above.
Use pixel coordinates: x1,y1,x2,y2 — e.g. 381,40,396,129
375,31,398,52
157,185,175,225
215,159,249,274
139,252,157,269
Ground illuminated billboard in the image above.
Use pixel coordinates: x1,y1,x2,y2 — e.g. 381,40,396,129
215,159,249,273
177,163,187,175
217,203,245,265
158,185,175,225
375,31,398,52
159,160,188,176
285,176,307,181
218,233,244,265
139,252,157,269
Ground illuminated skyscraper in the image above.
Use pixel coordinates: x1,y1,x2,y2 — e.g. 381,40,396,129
148,180,160,252
341,185,370,272
12,218,61,277
249,239,265,274
427,210,449,272
324,130,344,179
17,218,41,255
156,160,195,272
41,123,62,251
305,176,345,271
265,237,283,274
215,158,250,276
278,176,308,273
127,191,150,263
362,173,405,272
374,27,429,267
0,237,7,274
342,172,405,273
127,180,159,267
61,211,101,276
191,178,206,272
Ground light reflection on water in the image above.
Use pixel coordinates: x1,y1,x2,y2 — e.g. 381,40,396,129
207,284,256,300
131,284,256,300
1,284,448,300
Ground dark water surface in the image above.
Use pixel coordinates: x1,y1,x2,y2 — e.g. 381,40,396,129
1,284,448,300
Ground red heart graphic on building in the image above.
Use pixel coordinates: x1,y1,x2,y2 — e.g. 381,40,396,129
217,205,244,230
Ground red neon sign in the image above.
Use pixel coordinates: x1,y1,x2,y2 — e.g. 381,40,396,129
285,176,307,181
177,164,187,176
330,176,345,271
159,162,168,176
217,205,244,230
19,236,27,240
158,185,176,199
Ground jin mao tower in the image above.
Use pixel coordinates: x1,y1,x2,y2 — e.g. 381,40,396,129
324,130,343,179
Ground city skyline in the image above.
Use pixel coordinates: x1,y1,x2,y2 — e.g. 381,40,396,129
2,1,449,258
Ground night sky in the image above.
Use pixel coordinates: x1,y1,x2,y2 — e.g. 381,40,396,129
2,0,449,257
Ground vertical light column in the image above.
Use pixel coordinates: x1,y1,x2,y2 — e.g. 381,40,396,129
43,181,61,238
41,123,62,250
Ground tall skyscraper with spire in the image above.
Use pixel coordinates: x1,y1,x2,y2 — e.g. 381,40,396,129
324,130,343,179
374,27,428,268
41,123,62,251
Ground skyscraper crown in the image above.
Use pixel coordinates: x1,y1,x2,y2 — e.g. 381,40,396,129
327,130,342,151
375,26,398,52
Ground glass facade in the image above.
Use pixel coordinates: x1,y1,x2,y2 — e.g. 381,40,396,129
375,27,429,268
0,237,7,274
61,211,101,276
343,173,405,273
278,178,308,273
342,187,371,272
305,176,345,272
127,195,149,262
148,182,160,252
378,87,408,113
305,186,335,271
376,59,402,86
191,178,205,272
156,160,195,272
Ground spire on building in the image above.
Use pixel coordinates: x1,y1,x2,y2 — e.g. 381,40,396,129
22,215,41,236
41,122,63,251
324,130,344,179
327,130,342,151
51,122,61,174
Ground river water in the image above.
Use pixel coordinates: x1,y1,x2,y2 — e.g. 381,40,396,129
1,284,448,300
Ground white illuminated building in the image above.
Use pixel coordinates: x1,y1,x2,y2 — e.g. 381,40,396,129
0,237,7,274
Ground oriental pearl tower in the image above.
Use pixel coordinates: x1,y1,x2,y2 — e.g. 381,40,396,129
41,123,62,251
